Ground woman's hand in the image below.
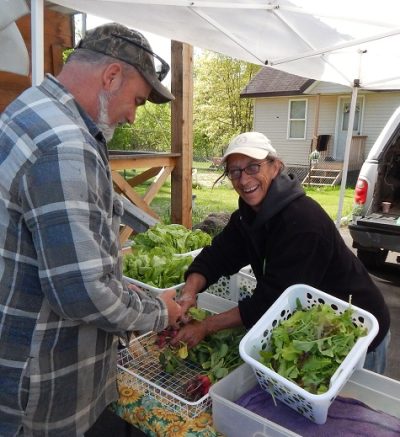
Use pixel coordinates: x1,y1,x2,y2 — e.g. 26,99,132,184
175,307,243,348
176,290,197,323
170,320,208,348
176,273,207,322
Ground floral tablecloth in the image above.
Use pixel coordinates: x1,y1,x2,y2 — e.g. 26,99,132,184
112,371,223,437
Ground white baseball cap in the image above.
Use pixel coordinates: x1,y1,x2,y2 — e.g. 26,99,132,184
222,132,277,162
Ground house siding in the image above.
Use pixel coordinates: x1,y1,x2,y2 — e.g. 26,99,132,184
254,95,339,166
254,97,308,165
253,92,400,166
361,92,400,155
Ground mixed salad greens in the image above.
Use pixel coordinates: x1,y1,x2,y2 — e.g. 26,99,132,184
259,299,367,394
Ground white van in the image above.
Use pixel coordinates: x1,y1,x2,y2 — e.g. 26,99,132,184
349,106,400,268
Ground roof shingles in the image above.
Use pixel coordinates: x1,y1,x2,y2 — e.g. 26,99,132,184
241,66,314,98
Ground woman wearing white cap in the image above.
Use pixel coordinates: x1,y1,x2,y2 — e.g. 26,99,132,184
173,131,391,374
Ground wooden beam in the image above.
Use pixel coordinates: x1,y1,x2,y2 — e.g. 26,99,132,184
51,43,68,76
111,171,159,219
119,226,134,246
108,153,179,171
171,41,193,228
143,166,174,204
126,167,162,187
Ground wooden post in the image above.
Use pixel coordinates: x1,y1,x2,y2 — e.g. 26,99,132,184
312,93,321,149
308,93,321,186
170,41,193,228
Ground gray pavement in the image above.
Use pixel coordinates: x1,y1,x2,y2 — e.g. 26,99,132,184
339,227,400,381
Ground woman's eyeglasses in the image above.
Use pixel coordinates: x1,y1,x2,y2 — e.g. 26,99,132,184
111,33,170,81
226,160,271,180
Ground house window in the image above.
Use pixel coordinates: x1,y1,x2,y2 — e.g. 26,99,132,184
288,99,307,139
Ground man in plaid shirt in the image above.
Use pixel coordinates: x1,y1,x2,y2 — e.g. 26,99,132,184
0,23,181,436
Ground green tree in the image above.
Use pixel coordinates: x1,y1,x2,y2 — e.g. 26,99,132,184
62,47,172,152
77,49,260,158
108,102,171,151
193,51,260,159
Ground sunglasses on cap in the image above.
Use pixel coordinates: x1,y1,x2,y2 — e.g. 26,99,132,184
111,33,170,82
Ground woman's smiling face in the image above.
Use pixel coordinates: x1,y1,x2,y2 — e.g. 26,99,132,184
226,153,281,211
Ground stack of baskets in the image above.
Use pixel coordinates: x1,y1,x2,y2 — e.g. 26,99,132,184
239,284,379,424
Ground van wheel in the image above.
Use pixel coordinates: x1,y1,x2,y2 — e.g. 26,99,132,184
357,248,388,269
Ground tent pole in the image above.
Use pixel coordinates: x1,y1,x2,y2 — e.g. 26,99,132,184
335,83,359,228
31,0,44,86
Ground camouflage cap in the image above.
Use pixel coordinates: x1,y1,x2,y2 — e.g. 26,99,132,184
75,22,174,104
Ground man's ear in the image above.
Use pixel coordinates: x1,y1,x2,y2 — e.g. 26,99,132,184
102,63,123,92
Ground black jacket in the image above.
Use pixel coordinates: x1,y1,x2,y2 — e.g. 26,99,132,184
187,172,390,351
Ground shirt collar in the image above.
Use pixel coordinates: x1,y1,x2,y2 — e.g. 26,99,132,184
41,74,106,146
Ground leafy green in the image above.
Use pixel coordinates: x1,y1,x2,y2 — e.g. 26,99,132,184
123,247,193,288
157,313,246,384
188,307,209,321
132,223,212,254
189,326,246,383
259,300,367,394
159,347,183,374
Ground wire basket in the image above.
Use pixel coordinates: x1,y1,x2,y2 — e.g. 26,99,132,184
239,284,379,424
118,332,212,418
118,292,237,418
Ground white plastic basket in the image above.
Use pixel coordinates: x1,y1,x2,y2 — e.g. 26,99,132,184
239,284,379,424
117,292,237,418
123,275,184,297
174,248,203,257
123,251,197,296
209,363,400,437
205,269,256,302
239,264,255,278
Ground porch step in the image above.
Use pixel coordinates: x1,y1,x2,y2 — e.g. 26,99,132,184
302,168,342,186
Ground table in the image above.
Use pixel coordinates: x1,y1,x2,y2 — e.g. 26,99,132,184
109,151,180,245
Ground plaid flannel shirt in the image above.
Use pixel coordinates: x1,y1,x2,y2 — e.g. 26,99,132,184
0,75,168,436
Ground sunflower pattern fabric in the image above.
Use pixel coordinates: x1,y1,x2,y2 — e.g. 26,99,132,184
112,372,222,436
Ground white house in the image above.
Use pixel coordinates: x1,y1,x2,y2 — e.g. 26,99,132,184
241,67,400,185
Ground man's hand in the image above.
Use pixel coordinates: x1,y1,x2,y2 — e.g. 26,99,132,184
159,289,182,326
126,283,142,293
170,320,208,348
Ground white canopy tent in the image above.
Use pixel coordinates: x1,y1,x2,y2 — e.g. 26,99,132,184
0,0,30,75
31,0,400,224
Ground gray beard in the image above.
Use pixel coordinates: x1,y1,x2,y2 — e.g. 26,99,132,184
96,92,116,143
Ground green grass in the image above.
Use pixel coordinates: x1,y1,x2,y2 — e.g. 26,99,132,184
134,172,354,225
193,161,217,170
193,185,354,224
305,186,354,220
